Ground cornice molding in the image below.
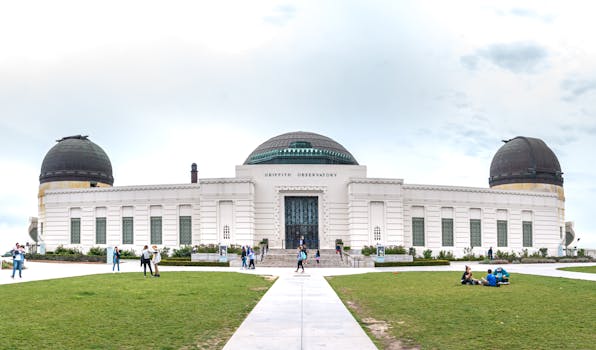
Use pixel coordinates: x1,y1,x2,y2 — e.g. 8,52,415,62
403,184,557,198
349,178,404,185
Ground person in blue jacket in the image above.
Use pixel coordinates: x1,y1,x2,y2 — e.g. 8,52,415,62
493,267,510,284
11,243,25,278
481,269,500,287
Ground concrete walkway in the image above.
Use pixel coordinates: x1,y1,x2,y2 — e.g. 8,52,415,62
223,270,377,350
2,258,595,350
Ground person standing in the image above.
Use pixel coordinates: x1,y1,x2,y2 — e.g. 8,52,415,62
151,245,161,277
140,245,153,277
488,247,493,260
315,249,320,266
112,246,121,272
11,244,25,278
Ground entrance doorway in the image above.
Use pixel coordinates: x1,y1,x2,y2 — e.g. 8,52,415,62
285,196,319,249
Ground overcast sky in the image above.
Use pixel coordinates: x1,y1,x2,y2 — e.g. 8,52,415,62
1,1,595,250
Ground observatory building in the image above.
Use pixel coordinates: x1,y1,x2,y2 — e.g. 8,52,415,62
35,132,569,257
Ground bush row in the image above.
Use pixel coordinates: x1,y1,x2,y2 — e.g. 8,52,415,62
159,260,229,267
375,259,450,267
26,253,105,263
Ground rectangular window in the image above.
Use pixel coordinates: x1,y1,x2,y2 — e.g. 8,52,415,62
70,218,81,244
96,217,106,244
442,218,454,246
470,219,481,247
497,220,508,247
122,217,134,244
179,216,192,245
151,216,162,245
412,217,425,246
523,221,533,247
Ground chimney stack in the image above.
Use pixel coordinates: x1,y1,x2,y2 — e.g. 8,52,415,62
191,163,198,184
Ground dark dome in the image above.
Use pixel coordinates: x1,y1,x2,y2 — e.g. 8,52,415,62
244,131,358,165
40,135,114,185
489,136,563,187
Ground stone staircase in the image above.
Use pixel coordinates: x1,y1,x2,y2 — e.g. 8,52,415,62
256,249,352,268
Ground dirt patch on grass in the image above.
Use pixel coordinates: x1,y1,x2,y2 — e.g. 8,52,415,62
347,301,420,350
262,275,278,282
249,286,269,292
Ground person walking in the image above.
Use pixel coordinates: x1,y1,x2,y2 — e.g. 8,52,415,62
315,249,320,266
241,246,247,270
488,246,493,260
295,246,305,273
112,246,121,272
151,245,161,277
248,247,256,269
140,245,153,277
11,244,25,278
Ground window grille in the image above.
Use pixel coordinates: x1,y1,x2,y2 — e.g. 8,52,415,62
374,226,381,241
223,225,230,240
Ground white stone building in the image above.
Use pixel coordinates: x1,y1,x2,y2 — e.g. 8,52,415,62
36,132,569,257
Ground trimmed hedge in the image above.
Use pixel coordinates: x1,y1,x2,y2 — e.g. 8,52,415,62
159,260,229,267
26,253,105,263
375,259,450,267
520,258,556,264
479,259,510,264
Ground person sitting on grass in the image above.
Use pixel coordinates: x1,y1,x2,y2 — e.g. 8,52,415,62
461,265,481,285
481,269,500,287
493,267,510,284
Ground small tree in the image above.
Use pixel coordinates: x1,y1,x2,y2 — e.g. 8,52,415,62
422,249,433,259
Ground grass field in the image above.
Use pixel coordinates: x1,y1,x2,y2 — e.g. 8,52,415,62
0,272,273,350
558,265,596,274
327,272,596,350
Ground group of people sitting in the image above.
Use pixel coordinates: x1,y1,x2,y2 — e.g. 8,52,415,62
461,265,510,287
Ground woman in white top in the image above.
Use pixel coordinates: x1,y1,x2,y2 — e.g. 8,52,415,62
140,245,153,277
151,245,161,277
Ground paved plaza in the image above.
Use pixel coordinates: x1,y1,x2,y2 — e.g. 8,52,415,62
2,259,595,349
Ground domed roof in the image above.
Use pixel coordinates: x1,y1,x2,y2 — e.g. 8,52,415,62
40,135,114,185
489,136,563,187
244,131,358,165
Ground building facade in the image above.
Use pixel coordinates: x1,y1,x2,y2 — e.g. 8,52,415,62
36,132,568,257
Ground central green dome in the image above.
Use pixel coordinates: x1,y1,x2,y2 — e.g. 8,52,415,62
244,131,358,165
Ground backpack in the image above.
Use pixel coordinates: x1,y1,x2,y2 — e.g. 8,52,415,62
300,251,306,261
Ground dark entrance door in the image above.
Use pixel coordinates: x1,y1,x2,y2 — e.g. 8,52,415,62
285,196,319,249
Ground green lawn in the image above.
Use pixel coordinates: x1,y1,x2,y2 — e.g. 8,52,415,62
0,272,273,350
558,265,596,274
327,272,596,350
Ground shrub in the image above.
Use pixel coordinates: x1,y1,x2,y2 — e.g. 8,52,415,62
375,259,450,267
578,249,586,257
173,245,194,257
539,248,548,258
495,250,518,262
119,248,137,258
437,250,455,260
228,245,242,254
159,247,170,258
343,246,351,251
87,246,107,256
385,245,406,255
54,245,82,255
361,246,375,256
422,249,433,259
